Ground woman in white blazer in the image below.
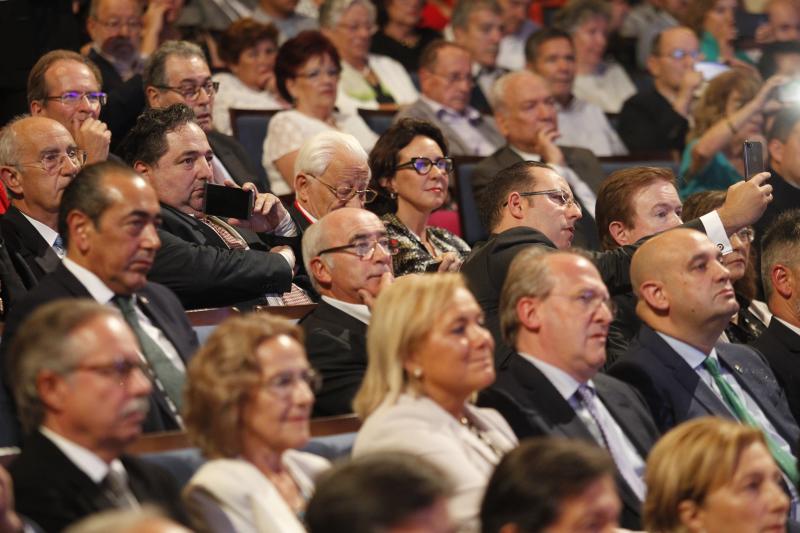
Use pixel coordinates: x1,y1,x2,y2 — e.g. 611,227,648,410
353,273,518,532
182,314,329,533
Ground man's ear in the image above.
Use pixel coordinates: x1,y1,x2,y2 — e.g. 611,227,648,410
0,166,23,197
771,263,794,299
608,220,632,246
506,191,526,220
29,100,45,116
144,86,162,108
768,138,784,169
309,257,332,289
638,280,669,312
295,173,310,202
133,161,152,181
36,370,68,414
67,210,94,255
516,295,543,332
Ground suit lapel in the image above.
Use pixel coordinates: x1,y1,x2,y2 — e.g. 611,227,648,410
771,320,800,354
594,377,650,456
6,207,60,273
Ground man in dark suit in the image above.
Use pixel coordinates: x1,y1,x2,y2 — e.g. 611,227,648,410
300,207,393,416
479,247,658,530
752,209,800,424
7,299,186,532
759,107,800,240
143,40,270,192
471,70,604,250
2,161,198,444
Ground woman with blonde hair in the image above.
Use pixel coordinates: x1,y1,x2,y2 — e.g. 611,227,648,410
644,417,790,533
352,273,517,532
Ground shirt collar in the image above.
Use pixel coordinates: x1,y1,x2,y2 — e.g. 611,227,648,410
774,317,800,338
656,331,717,369
321,295,371,325
508,145,543,162
40,426,123,483
420,94,482,123
517,351,594,400
294,200,318,224
62,257,116,304
20,212,59,247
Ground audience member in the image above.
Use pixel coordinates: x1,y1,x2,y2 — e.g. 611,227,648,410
7,300,186,532
2,160,198,440
183,313,329,532
480,437,620,533
306,452,454,533
289,130,373,237
352,273,517,530
620,0,688,68
264,30,377,195
144,40,270,192
320,0,418,111
479,247,658,529
553,0,636,114
525,28,628,157
752,209,800,424
28,50,113,165
121,104,297,309
300,207,394,416
756,0,800,44
495,0,538,71
140,0,186,54
212,19,287,136
683,0,750,64
643,417,791,533
174,0,259,32
619,26,700,154
760,107,800,238
65,506,191,533
473,70,603,250
395,41,504,157
251,0,318,42
370,0,442,73
758,40,800,79
608,228,800,489
369,118,469,275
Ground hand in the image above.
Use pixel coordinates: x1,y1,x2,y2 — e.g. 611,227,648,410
436,252,463,272
142,0,169,33
357,270,394,310
73,117,110,164
226,181,289,233
755,74,790,108
717,171,773,233
536,125,565,166
754,22,775,44
0,466,22,533
678,69,703,96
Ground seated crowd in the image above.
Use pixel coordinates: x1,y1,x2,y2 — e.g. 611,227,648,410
2,0,800,531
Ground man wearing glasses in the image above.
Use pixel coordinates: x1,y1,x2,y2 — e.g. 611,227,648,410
300,207,394,416
144,40,270,193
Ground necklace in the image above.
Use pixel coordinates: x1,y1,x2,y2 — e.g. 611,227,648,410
459,414,503,459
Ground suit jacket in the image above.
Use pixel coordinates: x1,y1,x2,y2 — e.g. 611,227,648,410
394,99,504,156
10,430,186,533
751,318,800,425
148,204,294,309
478,353,659,530
1,263,199,443
609,324,800,453
755,168,800,245
300,301,367,417
207,129,270,193
0,206,60,292
469,145,603,251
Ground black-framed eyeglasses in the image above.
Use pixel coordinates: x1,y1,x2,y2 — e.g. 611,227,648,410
44,91,108,106
307,173,377,203
318,237,399,260
154,81,219,102
395,157,454,175
17,148,87,174
510,188,581,211
663,49,700,60
260,368,322,397
70,358,151,386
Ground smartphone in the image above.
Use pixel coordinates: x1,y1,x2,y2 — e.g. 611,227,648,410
743,140,764,180
203,183,254,220
425,261,442,273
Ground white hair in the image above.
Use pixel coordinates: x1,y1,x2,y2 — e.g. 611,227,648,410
293,129,369,178
489,70,544,113
319,0,377,29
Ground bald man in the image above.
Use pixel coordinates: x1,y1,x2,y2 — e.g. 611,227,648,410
608,229,800,462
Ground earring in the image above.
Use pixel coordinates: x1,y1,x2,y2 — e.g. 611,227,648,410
389,191,397,200
413,367,423,378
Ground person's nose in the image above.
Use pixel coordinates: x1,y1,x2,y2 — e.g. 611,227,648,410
197,156,213,181
714,257,732,282
129,364,153,396
141,222,161,252
567,201,583,220
470,322,495,351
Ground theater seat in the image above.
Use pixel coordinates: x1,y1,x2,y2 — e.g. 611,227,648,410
229,109,280,171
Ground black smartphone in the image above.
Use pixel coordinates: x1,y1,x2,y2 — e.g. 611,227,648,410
743,140,764,180
203,183,254,220
425,261,442,273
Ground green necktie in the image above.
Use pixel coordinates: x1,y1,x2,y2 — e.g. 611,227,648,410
113,295,184,410
704,356,799,484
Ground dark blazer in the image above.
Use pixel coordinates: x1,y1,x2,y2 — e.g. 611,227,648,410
609,324,800,453
10,430,186,533
469,145,604,251
207,129,270,193
755,168,800,243
0,206,60,292
618,89,689,153
300,301,367,417
148,204,294,309
1,263,199,442
478,353,659,530
751,318,800,425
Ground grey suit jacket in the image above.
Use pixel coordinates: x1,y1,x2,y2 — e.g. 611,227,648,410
394,99,504,156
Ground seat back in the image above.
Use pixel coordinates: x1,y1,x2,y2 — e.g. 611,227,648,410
453,156,488,245
357,108,396,135
599,151,679,178
229,109,279,169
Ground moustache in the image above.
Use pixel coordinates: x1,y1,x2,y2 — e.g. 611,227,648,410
102,36,137,61
120,397,150,419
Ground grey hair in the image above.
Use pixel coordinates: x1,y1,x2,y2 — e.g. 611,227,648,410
499,246,557,346
64,506,178,533
89,0,143,19
319,0,377,29
294,129,369,178
0,115,31,167
301,217,333,294
451,0,501,30
553,0,612,34
489,70,544,113
143,40,206,89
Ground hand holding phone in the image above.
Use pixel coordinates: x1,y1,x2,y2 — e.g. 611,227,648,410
203,183,254,220
743,140,765,180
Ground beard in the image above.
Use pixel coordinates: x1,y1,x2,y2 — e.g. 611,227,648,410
102,36,138,63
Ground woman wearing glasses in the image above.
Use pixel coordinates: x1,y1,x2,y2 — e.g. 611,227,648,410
182,313,329,533
369,118,470,276
264,30,378,195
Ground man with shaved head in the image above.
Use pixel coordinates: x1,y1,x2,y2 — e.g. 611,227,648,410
609,228,800,487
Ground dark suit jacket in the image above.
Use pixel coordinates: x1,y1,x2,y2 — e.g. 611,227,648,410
751,318,800,425
755,168,800,244
10,431,186,532
478,353,659,530
0,206,60,292
148,204,294,309
609,324,800,453
1,263,199,444
207,129,270,193
300,301,367,417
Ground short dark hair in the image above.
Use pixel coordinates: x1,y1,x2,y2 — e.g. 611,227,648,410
143,40,208,91
758,41,800,79
27,50,103,106
760,209,800,300
218,18,279,66
525,27,572,65
451,0,501,30
478,160,551,231
367,118,449,215
306,452,453,533
119,103,197,167
480,437,615,533
768,106,800,143
418,39,469,72
274,30,340,103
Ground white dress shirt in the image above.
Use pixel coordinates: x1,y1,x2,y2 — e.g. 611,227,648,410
21,212,61,253
556,97,629,157
320,295,371,325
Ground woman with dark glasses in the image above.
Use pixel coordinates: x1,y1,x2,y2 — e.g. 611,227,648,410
368,118,470,276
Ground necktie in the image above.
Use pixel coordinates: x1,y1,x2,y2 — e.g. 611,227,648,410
575,384,646,500
101,468,139,509
201,216,249,250
113,295,185,410
52,235,66,259
704,357,799,484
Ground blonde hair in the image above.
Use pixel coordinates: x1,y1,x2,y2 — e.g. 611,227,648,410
643,417,766,533
352,273,466,419
689,68,762,141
